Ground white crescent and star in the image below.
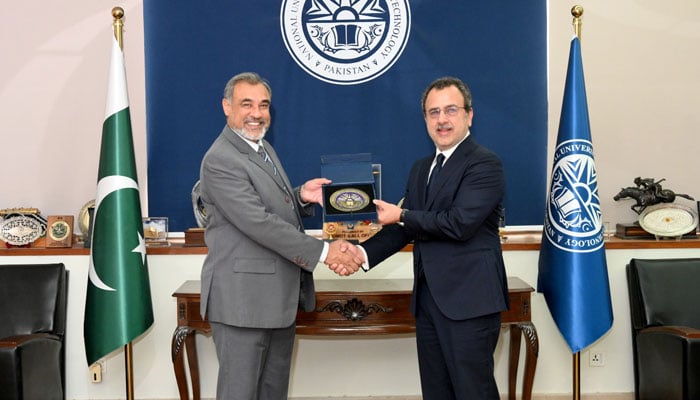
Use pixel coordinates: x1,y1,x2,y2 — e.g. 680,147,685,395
88,175,144,292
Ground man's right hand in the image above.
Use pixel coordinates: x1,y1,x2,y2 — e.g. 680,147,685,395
324,239,364,276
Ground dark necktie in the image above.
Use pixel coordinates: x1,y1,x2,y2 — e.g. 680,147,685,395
257,146,278,176
426,153,445,200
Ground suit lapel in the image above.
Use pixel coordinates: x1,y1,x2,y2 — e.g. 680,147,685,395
263,140,304,229
222,128,303,227
261,140,295,193
417,157,432,208
222,127,288,192
424,137,474,208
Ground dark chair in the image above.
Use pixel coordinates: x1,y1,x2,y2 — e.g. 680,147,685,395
627,258,700,400
0,263,68,400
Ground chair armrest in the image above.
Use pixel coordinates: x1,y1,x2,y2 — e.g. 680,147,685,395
0,333,64,400
0,333,60,347
641,325,700,339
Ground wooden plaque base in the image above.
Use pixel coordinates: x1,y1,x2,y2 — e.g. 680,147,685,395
322,221,381,243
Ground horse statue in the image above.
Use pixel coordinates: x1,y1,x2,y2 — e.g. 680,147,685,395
614,177,694,214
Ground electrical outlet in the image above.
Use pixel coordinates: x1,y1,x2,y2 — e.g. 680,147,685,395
589,351,604,367
90,362,102,383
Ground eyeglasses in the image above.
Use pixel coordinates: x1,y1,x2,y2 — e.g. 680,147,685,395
426,105,467,119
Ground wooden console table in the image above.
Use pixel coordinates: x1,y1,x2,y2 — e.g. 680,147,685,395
171,277,538,400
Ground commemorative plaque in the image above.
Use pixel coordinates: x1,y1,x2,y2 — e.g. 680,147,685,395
143,217,169,246
46,215,74,248
320,153,380,242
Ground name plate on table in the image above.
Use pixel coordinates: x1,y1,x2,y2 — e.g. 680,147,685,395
321,153,380,242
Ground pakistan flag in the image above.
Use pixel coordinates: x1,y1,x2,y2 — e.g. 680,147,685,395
84,37,154,366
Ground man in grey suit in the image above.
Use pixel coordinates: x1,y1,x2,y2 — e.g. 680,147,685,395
199,72,361,400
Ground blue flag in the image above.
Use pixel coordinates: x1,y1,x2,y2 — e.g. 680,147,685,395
537,36,613,353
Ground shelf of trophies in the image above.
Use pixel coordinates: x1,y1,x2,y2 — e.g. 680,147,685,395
4,224,700,258
0,207,209,256
498,221,700,250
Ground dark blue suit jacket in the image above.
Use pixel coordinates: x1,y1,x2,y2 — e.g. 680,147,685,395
362,136,509,320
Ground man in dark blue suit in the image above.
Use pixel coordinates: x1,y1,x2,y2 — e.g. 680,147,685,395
357,77,509,399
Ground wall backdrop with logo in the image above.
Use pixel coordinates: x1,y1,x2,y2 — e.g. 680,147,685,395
144,0,547,232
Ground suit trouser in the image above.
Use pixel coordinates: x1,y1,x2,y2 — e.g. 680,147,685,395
210,321,296,400
415,276,501,400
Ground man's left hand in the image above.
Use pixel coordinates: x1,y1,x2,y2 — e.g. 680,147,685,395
301,178,332,205
373,199,402,225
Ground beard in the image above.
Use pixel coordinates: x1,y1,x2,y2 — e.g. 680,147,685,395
233,118,268,142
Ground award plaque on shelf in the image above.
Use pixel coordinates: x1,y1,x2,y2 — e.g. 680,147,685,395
46,215,74,248
143,217,169,246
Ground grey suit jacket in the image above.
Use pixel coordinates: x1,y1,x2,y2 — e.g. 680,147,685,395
199,125,324,328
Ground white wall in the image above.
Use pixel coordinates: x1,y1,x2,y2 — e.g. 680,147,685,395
2,1,147,220
2,1,700,227
547,1,700,223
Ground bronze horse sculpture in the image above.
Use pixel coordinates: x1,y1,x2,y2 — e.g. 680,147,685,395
614,177,694,214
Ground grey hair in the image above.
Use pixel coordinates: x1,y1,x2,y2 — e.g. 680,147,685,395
421,76,472,114
223,72,272,101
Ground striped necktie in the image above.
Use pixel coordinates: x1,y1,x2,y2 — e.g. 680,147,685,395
257,146,278,176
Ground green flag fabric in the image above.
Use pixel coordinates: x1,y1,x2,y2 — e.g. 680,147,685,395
84,36,154,366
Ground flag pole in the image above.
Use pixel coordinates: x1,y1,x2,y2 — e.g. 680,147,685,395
111,9,136,400
573,352,580,400
570,7,584,400
112,6,124,49
125,342,135,400
572,5,583,40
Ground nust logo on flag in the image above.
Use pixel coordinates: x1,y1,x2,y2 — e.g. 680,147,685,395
544,138,604,253
280,0,411,85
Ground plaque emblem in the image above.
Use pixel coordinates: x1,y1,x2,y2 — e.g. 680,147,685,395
46,215,74,248
49,220,71,241
329,188,370,212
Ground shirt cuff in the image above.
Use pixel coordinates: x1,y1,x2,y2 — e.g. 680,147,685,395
357,245,370,272
297,186,311,208
319,240,329,264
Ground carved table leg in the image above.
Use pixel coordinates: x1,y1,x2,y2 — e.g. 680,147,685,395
172,326,193,400
508,322,539,400
519,322,539,400
185,330,201,400
508,324,523,400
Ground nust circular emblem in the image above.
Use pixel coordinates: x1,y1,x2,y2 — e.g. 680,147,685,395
280,0,411,85
330,188,370,212
544,139,604,253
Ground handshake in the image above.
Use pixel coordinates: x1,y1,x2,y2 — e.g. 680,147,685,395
324,239,366,276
